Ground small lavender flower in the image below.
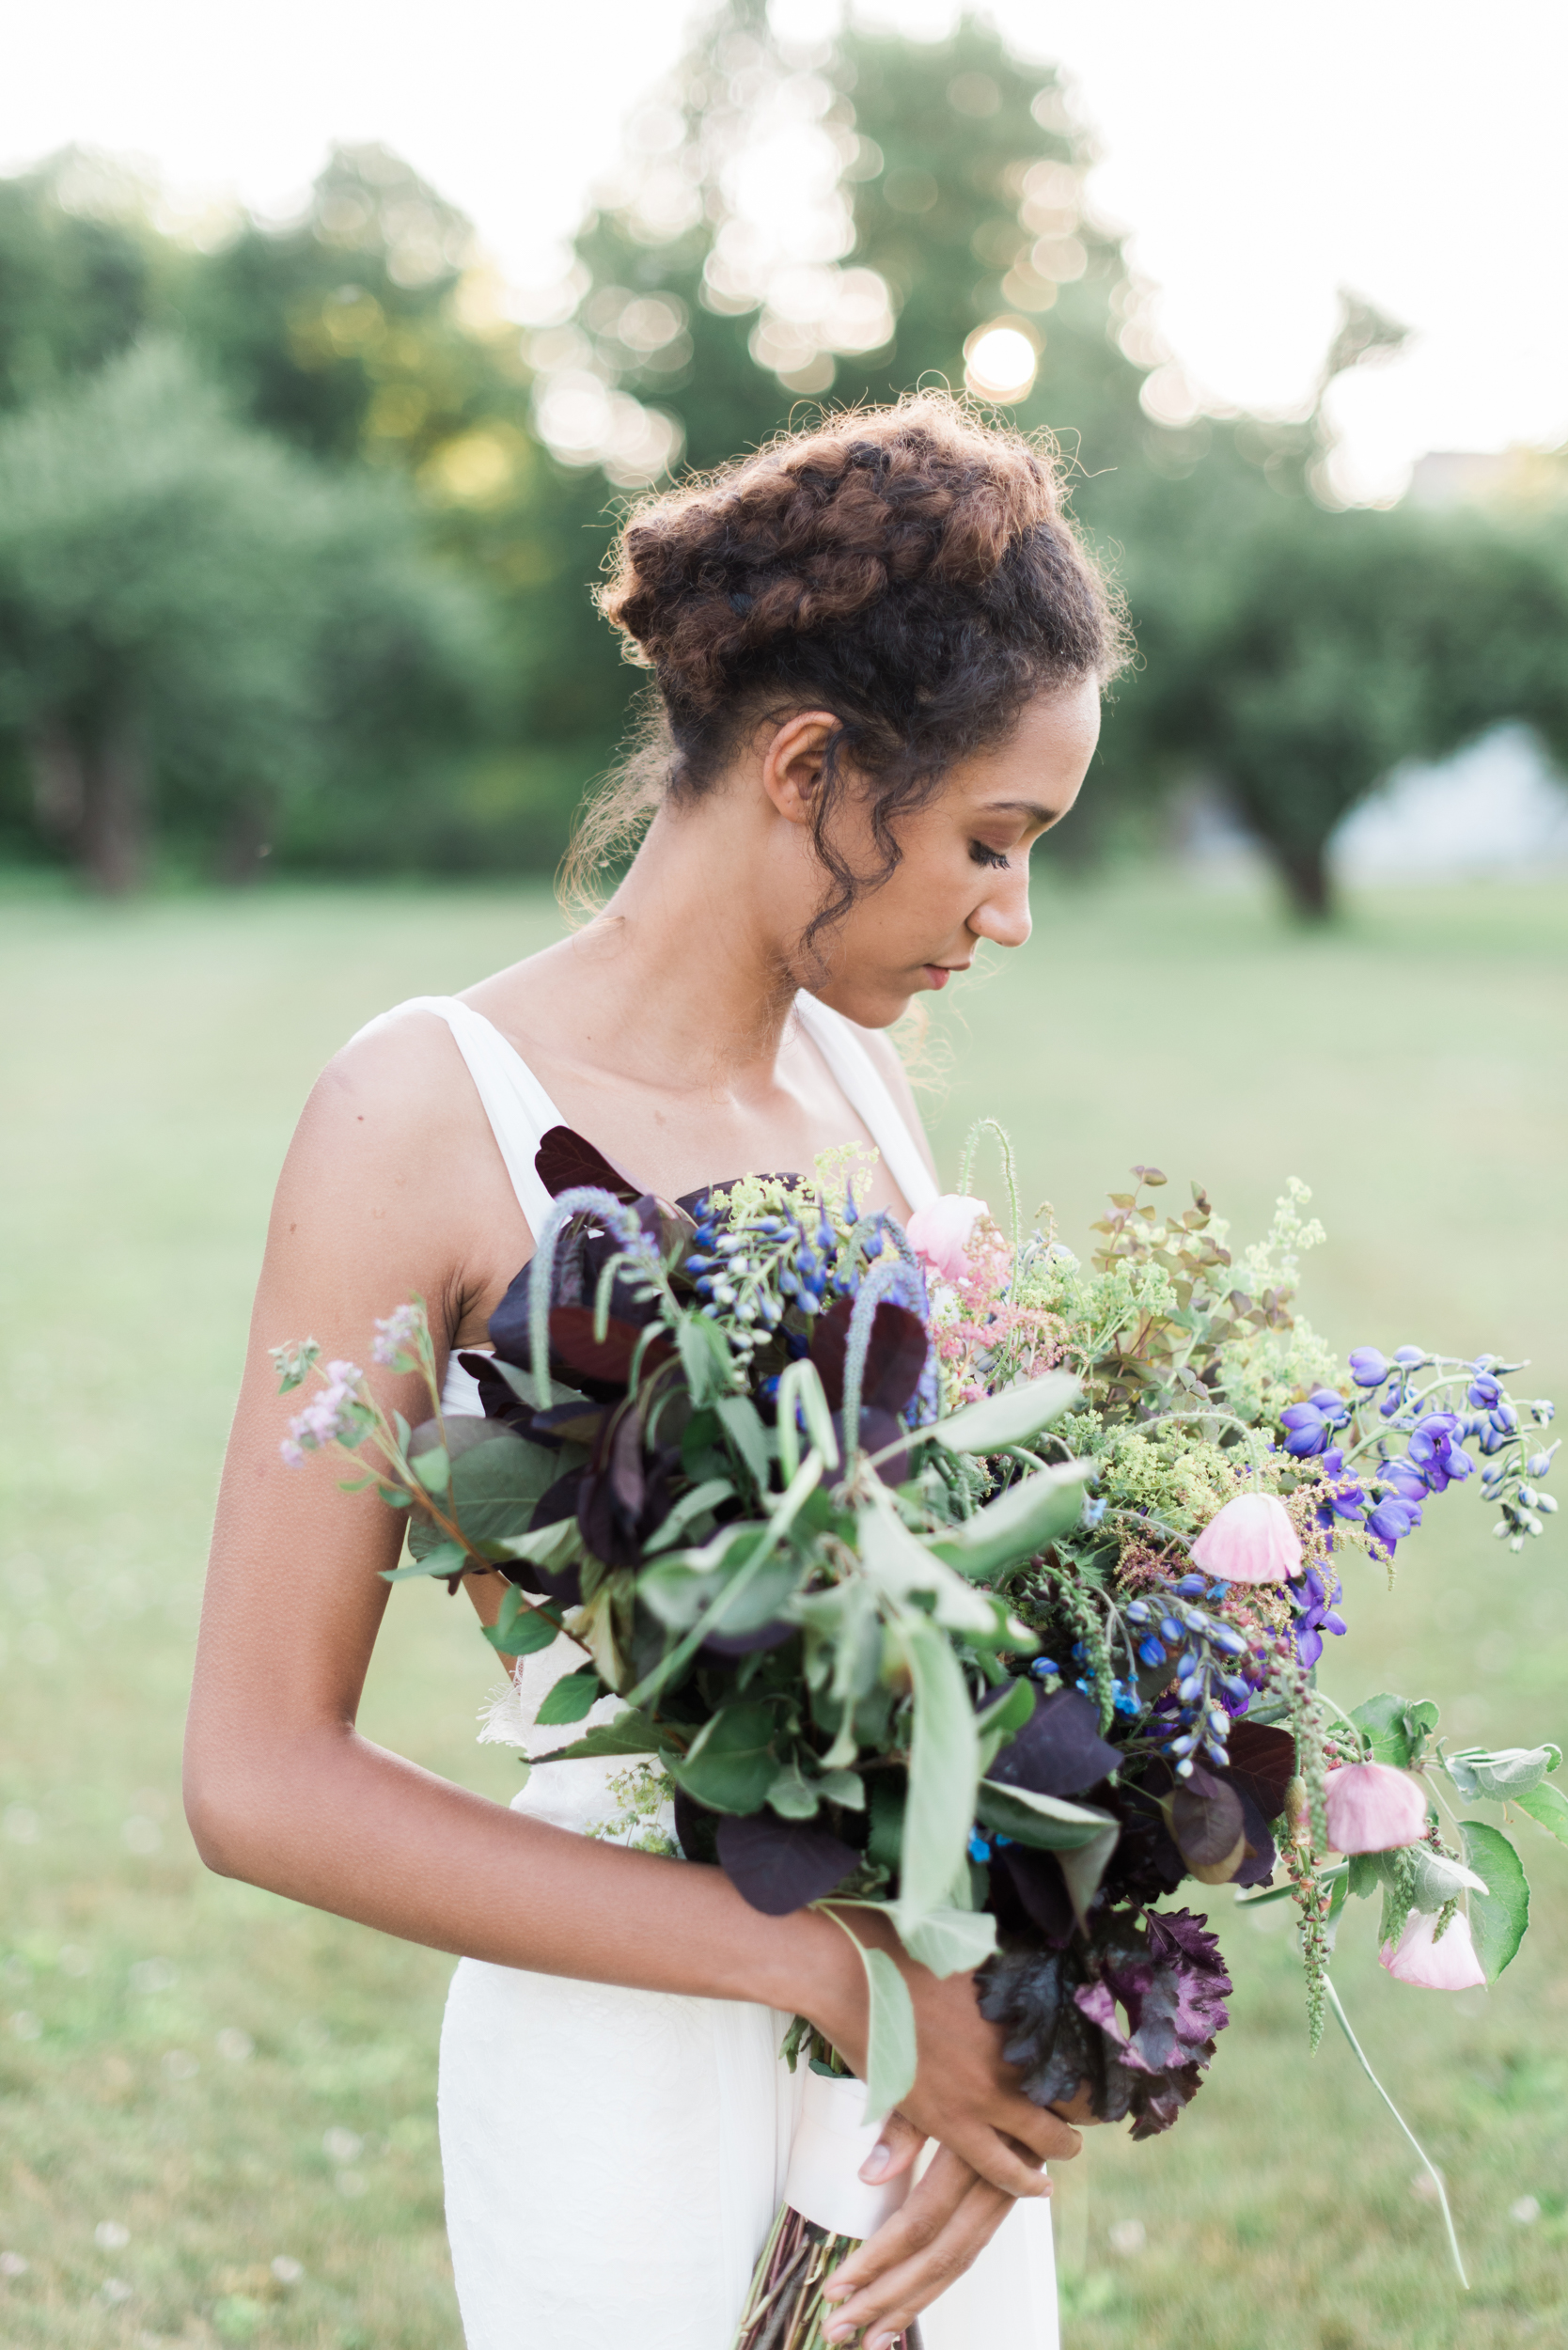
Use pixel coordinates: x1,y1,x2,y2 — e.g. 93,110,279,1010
372,1304,424,1366
281,1361,366,1463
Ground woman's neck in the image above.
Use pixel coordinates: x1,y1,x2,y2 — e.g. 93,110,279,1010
539,797,811,1102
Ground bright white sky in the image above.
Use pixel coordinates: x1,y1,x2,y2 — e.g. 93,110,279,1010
5,0,1566,501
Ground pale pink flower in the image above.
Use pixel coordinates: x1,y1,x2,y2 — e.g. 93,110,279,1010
1324,1761,1429,1853
1189,1492,1304,1583
1380,1906,1486,1990
906,1195,990,1285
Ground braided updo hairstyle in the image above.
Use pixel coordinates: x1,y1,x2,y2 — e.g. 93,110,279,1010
572,392,1126,949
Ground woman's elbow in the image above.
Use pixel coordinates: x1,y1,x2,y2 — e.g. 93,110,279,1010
182,1762,255,1880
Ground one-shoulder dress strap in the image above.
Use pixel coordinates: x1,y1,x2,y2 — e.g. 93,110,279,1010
354,994,564,1238
352,995,567,1417
792,992,939,1214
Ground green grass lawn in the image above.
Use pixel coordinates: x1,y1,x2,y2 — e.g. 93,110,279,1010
2,870,1565,2350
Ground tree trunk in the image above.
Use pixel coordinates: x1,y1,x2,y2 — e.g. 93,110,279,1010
1271,835,1335,922
28,713,147,892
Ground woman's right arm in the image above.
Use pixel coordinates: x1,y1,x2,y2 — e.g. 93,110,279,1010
185,1019,1081,2202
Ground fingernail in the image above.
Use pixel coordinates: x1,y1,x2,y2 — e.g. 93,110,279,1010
859,2140,891,2180
821,2280,847,2302
869,2333,895,2350
823,2326,851,2344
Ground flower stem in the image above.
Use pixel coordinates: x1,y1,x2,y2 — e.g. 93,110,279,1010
1323,1976,1469,2290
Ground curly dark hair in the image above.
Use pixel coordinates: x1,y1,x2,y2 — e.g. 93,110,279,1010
567,392,1127,950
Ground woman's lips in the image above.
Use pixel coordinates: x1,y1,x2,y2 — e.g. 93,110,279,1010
923,964,968,989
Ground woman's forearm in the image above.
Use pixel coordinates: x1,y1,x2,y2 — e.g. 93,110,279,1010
184,1717,854,2020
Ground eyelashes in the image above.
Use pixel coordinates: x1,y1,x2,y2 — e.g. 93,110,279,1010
969,842,1011,870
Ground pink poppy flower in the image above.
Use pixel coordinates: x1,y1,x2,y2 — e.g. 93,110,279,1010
1380,1907,1486,1990
906,1194,989,1284
1324,1761,1429,1853
1189,1492,1304,1583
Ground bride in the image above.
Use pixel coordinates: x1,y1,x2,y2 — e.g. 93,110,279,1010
185,393,1120,2350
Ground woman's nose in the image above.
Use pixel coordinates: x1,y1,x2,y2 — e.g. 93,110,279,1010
969,868,1032,951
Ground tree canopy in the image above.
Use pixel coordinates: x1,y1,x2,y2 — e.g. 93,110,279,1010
1,8,1565,909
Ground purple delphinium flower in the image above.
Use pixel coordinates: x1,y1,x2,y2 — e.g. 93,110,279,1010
1281,1402,1331,1458
1289,1564,1346,1667
1348,1347,1389,1387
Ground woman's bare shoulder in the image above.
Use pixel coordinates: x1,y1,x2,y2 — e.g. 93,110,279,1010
267,1006,526,1333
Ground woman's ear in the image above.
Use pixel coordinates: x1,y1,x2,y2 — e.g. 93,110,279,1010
759,711,839,826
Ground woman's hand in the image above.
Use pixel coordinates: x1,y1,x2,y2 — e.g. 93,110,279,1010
799,1913,1083,2199
816,2074,1102,2347
821,2129,1021,2348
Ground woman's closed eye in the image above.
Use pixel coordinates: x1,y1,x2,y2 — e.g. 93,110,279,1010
969,841,1012,870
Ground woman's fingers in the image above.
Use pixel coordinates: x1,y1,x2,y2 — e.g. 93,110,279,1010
829,2142,979,2300
821,2149,1031,2346
858,2107,925,2186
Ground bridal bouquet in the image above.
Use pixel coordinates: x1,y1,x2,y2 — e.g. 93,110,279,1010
274,1128,1561,2315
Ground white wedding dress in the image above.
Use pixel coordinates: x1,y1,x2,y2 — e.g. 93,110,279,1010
360,995,1058,2350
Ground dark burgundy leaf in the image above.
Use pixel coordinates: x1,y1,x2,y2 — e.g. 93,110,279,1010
547,1306,674,1388
828,1405,908,1484
1169,1765,1246,1872
536,1125,641,1205
1227,1780,1278,1888
809,1297,927,1418
996,1846,1075,1946
607,1406,645,1515
701,1620,797,1658
672,1788,719,1865
495,1466,585,1605
1220,1721,1296,1821
987,1686,1124,1800
716,1812,860,1916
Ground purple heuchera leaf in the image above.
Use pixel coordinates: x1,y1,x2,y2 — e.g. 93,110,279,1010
980,1907,1232,2139
716,1813,859,1916
988,1686,1123,1800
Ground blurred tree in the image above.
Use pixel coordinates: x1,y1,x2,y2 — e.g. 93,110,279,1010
0,151,165,410
1152,502,1568,917
0,341,497,889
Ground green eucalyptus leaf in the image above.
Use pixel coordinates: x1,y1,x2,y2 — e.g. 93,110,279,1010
481,1588,559,1657
817,1769,866,1810
766,1760,821,1820
497,1518,582,1570
975,1779,1117,1854
669,1701,777,1815
675,1313,736,1407
478,1360,592,1414
1350,1692,1419,1767
1512,1778,1568,1848
411,1446,450,1493
534,1668,604,1728
859,1945,918,2126
1460,1820,1531,1982
641,1478,736,1557
857,1500,998,1637
382,1541,466,1583
928,1372,1082,1456
529,1710,670,1763
448,1429,570,1552
1346,1851,1384,1901
856,1900,996,1977
1447,1744,1562,1801
1407,1845,1488,1911
932,1462,1094,1583
896,1615,980,1935
715,1395,771,1494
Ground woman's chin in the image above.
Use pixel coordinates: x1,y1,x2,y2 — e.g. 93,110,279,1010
808,974,918,1029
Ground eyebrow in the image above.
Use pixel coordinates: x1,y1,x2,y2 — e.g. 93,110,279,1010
977,798,1061,828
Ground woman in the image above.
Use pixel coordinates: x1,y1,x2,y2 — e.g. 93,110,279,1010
186,394,1121,2350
